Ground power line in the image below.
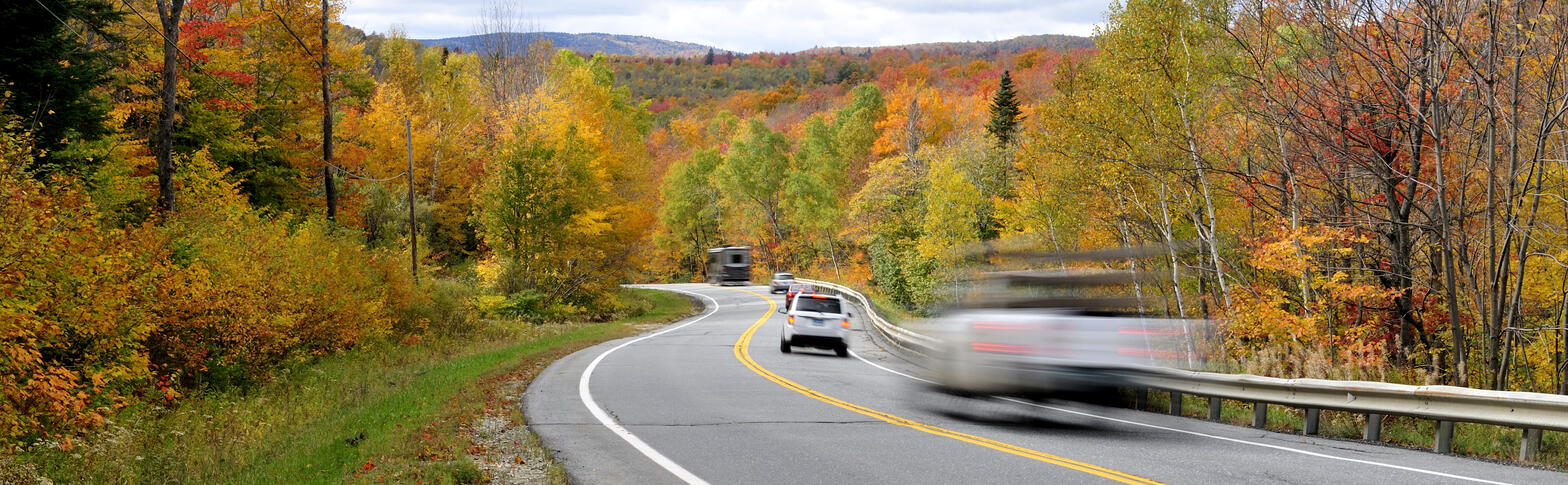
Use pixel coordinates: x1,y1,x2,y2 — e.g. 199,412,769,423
33,0,90,45
100,0,406,183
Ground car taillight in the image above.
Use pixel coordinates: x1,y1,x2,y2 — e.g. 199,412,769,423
787,315,795,325
972,342,1033,354
841,319,851,328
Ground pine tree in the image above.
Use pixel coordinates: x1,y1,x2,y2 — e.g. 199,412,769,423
985,70,1023,147
0,0,122,175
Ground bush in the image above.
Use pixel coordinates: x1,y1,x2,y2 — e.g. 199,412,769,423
146,154,402,389
0,131,163,441
397,279,479,339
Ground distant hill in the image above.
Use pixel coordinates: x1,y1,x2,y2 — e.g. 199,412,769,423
418,32,723,58
801,34,1095,56
416,32,1094,58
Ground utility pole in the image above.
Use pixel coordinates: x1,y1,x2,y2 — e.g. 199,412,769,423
406,119,418,284
321,0,337,220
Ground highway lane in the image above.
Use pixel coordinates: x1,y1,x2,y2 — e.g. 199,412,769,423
524,284,1567,484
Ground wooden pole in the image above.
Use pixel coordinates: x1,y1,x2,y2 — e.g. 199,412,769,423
406,118,418,284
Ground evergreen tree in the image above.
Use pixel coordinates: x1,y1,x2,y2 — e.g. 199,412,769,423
703,48,715,66
0,0,122,174
985,70,1023,147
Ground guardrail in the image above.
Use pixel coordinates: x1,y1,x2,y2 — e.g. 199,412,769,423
794,278,1568,461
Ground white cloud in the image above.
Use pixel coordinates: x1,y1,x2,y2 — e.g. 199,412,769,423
340,0,1110,52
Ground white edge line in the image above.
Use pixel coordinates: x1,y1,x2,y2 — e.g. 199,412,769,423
578,286,725,485
845,317,1513,485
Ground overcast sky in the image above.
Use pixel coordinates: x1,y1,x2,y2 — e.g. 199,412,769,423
341,0,1113,53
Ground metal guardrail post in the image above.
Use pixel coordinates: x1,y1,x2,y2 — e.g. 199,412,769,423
1520,428,1543,461
1169,391,1183,416
1303,408,1320,436
1364,414,1383,441
1208,397,1222,421
1435,421,1453,453
1252,402,1267,428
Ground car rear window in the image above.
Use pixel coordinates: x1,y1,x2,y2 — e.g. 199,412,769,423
795,298,842,314
775,273,793,279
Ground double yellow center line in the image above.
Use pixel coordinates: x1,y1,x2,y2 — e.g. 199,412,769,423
728,288,1162,485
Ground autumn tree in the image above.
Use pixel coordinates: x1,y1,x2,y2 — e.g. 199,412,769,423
717,119,793,269
657,149,724,276
475,50,652,307
784,115,848,276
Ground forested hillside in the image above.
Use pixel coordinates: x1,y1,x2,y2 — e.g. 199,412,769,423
421,31,720,57
5,0,1568,453
640,0,1568,397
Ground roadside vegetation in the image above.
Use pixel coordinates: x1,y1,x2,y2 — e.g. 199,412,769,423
3,0,656,470
1,287,692,483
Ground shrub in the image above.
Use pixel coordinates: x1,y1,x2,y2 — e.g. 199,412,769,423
147,154,401,389
0,131,163,441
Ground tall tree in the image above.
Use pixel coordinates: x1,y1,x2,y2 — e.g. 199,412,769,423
985,70,1023,146
0,0,123,175
155,0,187,212
718,119,792,267
319,0,337,220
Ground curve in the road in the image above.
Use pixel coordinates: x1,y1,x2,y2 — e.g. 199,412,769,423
577,290,716,485
725,287,1163,485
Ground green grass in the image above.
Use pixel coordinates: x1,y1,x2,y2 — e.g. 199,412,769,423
3,287,694,484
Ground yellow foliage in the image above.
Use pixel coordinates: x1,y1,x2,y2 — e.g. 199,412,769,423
0,132,162,441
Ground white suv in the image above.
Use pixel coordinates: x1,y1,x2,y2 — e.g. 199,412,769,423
780,294,850,357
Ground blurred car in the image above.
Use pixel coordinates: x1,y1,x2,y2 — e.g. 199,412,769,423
917,269,1193,403
784,283,813,310
769,272,795,293
781,293,851,357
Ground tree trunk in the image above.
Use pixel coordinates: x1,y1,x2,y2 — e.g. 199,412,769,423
321,0,337,220
1156,183,1189,320
155,0,186,213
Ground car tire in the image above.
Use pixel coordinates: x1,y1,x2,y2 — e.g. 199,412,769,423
780,339,792,353
835,343,849,358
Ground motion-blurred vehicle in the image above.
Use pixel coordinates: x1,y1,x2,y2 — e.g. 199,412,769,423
706,246,751,285
920,269,1193,403
784,283,813,310
781,293,851,357
769,272,795,293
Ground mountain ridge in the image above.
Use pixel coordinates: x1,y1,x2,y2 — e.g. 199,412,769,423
416,32,1094,58
418,32,720,58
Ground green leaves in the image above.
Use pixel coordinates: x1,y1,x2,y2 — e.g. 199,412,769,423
985,70,1024,146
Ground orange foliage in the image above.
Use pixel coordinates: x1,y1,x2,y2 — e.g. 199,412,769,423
149,154,404,388
0,136,414,440
1,135,163,441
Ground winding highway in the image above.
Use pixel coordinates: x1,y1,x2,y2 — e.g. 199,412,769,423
524,284,1566,484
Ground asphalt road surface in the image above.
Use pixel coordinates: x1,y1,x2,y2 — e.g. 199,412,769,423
524,284,1567,484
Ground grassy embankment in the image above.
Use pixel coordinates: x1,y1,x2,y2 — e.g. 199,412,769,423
3,287,695,484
